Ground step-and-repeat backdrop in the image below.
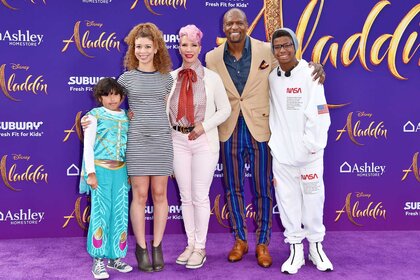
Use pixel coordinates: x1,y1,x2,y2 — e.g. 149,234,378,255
0,0,419,239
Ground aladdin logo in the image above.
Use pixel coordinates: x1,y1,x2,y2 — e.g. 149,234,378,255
403,121,420,133
401,152,420,183
0,154,49,192
62,20,121,58
237,0,419,80
335,111,387,146
211,194,256,228
334,192,386,226
0,209,45,225
63,196,90,230
130,0,187,15
340,161,386,177
63,111,84,143
0,30,44,47
0,63,48,102
286,88,302,94
1,0,46,10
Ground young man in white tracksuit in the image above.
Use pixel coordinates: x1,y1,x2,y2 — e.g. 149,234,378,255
268,28,333,274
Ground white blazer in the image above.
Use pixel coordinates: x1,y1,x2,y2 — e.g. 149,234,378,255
167,66,231,152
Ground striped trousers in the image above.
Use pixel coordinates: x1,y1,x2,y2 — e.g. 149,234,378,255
221,116,273,245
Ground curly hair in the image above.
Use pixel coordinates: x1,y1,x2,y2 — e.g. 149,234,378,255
93,77,126,105
123,22,172,74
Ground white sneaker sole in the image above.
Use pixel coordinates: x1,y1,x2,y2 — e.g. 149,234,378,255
92,271,109,279
281,259,305,274
106,265,133,273
185,257,206,269
309,254,333,271
176,259,188,265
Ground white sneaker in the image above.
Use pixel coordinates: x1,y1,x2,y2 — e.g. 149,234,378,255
281,243,305,274
176,246,194,265
186,249,206,269
92,258,109,279
107,258,133,273
309,242,333,271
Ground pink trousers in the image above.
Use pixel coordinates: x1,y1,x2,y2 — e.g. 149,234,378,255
172,130,219,249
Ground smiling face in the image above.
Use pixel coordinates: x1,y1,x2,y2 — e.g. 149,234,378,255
273,36,298,70
134,36,157,70
179,35,201,68
223,9,248,44
100,90,123,112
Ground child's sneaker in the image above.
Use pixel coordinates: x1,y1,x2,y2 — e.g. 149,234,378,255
107,258,133,273
92,258,109,279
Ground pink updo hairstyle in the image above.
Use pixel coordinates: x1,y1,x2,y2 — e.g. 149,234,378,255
179,24,203,45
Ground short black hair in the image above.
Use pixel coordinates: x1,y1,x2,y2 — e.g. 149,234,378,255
93,78,126,105
271,30,294,45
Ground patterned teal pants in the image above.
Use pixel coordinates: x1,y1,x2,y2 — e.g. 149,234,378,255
87,164,130,259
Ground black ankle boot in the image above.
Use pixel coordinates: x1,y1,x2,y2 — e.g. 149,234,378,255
152,240,164,272
135,243,153,272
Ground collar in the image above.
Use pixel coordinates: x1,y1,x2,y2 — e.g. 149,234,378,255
180,59,204,79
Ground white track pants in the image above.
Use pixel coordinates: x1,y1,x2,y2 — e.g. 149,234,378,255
273,157,326,244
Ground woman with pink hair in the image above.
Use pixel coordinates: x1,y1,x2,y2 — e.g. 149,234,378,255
167,24,231,269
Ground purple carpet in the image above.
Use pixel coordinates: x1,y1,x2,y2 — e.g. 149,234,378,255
0,231,418,280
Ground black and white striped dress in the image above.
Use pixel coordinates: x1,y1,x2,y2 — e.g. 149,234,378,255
118,70,174,176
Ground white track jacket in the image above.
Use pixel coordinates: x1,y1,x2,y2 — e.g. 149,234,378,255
268,59,331,167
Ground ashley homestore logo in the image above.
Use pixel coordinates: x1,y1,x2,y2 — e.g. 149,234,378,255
340,161,386,177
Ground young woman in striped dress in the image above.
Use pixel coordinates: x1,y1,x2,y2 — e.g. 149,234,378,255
118,23,174,273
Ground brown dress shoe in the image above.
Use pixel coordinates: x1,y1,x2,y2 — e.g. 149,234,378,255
228,239,248,262
256,244,272,268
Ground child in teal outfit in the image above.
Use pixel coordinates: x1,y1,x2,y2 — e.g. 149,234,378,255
79,78,132,279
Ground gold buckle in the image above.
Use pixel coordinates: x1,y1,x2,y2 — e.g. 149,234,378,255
180,126,187,134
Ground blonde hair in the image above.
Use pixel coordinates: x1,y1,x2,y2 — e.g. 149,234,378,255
123,23,172,73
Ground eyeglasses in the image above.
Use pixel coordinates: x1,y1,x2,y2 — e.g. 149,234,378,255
273,42,294,50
